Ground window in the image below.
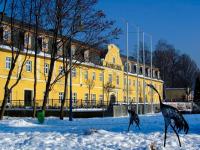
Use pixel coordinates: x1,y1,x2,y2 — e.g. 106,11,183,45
72,68,76,77
113,57,115,63
124,96,126,102
3,29,11,41
6,57,11,69
91,94,96,106
99,95,103,105
139,81,141,87
72,92,77,104
57,39,63,51
84,93,89,106
133,80,135,86
124,78,126,85
44,63,49,74
129,79,131,86
59,92,64,103
84,93,89,101
99,72,103,81
84,71,88,80
24,33,31,46
7,91,12,104
108,74,112,83
132,97,136,102
116,75,119,85
84,50,89,62
26,60,32,72
71,45,76,56
42,38,48,49
92,72,96,80
59,66,64,75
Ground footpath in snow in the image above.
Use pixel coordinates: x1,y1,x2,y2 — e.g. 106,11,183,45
0,113,199,150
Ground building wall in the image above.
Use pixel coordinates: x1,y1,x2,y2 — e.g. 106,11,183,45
0,44,163,107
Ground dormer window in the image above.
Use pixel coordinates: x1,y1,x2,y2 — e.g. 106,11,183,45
24,32,31,46
3,27,11,41
153,70,155,78
57,39,63,51
84,50,89,62
140,67,143,74
0,26,3,40
71,45,76,56
37,36,42,51
42,37,48,50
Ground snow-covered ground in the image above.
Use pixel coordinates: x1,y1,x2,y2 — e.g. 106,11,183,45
0,114,199,150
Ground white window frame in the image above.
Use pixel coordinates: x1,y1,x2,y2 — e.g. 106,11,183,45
5,57,11,69
92,72,96,80
44,63,49,74
3,29,11,41
116,75,119,85
26,60,32,72
72,68,76,77
84,71,88,80
109,74,112,83
84,93,89,105
124,78,126,85
84,93,89,101
59,66,64,75
113,57,115,63
91,94,96,106
42,37,48,49
72,92,77,104
24,33,31,46
99,95,103,105
129,79,131,86
99,72,103,81
59,92,64,103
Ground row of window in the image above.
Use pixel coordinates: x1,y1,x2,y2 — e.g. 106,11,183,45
5,57,50,74
124,62,160,79
58,92,104,104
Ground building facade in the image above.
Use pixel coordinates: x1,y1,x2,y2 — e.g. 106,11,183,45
0,17,163,108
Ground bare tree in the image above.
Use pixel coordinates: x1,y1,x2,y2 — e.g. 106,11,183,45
176,54,199,88
0,0,8,24
0,0,33,120
154,40,199,90
40,0,120,114
32,0,43,118
85,78,95,105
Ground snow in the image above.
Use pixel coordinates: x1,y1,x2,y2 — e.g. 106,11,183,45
0,114,199,150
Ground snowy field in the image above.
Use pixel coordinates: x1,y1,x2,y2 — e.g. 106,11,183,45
0,114,199,150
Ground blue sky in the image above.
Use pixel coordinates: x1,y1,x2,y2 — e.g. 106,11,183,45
97,0,200,67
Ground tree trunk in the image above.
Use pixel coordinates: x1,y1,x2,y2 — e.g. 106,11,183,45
60,72,68,120
89,88,91,107
42,58,56,112
33,10,39,118
0,88,10,120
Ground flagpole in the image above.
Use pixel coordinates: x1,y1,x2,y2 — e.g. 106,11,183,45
126,21,129,105
142,32,146,114
136,27,140,114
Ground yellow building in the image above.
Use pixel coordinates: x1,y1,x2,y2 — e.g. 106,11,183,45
0,17,163,108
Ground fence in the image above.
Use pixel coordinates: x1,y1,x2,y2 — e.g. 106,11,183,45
163,102,193,111
2,99,113,109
